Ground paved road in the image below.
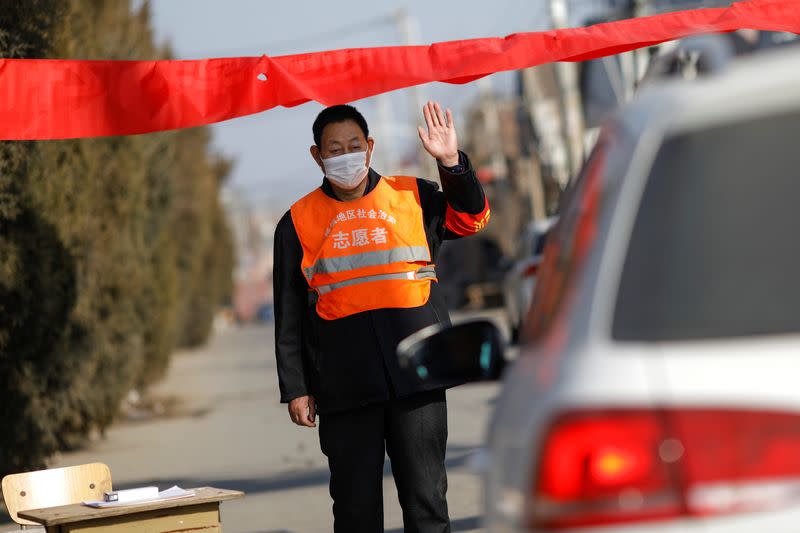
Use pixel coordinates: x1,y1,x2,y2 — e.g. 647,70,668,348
3,313,503,532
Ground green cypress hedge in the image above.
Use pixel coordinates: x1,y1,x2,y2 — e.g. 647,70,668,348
0,1,235,476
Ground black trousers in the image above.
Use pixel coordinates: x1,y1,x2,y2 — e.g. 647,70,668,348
318,389,450,533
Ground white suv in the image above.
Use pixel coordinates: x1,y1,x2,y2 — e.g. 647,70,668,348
400,45,800,532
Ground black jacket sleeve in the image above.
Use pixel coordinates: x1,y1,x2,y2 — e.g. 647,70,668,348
273,210,311,403
417,150,487,241
439,150,486,215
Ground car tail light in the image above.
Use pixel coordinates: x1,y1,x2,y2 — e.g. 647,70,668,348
523,263,540,278
528,408,800,529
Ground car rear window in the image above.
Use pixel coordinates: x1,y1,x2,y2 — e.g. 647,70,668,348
613,111,800,341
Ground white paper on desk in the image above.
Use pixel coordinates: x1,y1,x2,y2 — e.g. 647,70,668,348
158,486,195,499
83,486,195,508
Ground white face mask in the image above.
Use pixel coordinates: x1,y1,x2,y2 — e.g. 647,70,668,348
322,150,369,190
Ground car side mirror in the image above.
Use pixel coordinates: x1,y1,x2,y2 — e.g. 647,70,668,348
397,319,506,386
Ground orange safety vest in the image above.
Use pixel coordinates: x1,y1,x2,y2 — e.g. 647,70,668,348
290,175,437,320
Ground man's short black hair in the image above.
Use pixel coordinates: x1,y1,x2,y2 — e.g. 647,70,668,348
313,104,369,147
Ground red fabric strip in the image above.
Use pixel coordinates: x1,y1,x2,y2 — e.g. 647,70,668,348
0,0,797,140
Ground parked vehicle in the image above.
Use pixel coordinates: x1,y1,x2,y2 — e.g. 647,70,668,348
503,217,557,342
255,302,274,324
399,46,800,532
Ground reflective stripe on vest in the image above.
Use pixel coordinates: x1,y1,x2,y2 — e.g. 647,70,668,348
316,265,437,295
303,245,431,279
290,175,435,320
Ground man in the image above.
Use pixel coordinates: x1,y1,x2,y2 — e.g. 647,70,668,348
273,100,489,533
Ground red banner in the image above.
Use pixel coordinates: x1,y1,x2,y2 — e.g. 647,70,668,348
0,0,797,140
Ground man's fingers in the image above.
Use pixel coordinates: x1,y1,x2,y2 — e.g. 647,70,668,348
417,125,426,142
297,410,316,427
308,397,316,423
445,108,454,129
430,101,442,128
434,102,446,128
425,101,437,128
290,407,315,427
422,103,433,132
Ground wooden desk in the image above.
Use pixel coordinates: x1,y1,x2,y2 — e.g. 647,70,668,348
18,487,244,532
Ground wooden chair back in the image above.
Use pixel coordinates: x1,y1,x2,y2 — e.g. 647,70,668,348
1,463,112,526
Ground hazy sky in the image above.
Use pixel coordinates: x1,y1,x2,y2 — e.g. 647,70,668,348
148,1,595,212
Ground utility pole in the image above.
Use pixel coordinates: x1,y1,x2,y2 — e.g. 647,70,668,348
518,69,551,219
476,77,507,182
549,0,586,180
372,94,395,174
632,0,652,82
395,8,439,182
619,0,653,99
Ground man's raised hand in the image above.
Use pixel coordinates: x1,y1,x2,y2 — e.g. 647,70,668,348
418,101,459,168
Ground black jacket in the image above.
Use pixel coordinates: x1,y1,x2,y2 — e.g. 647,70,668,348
273,151,486,414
